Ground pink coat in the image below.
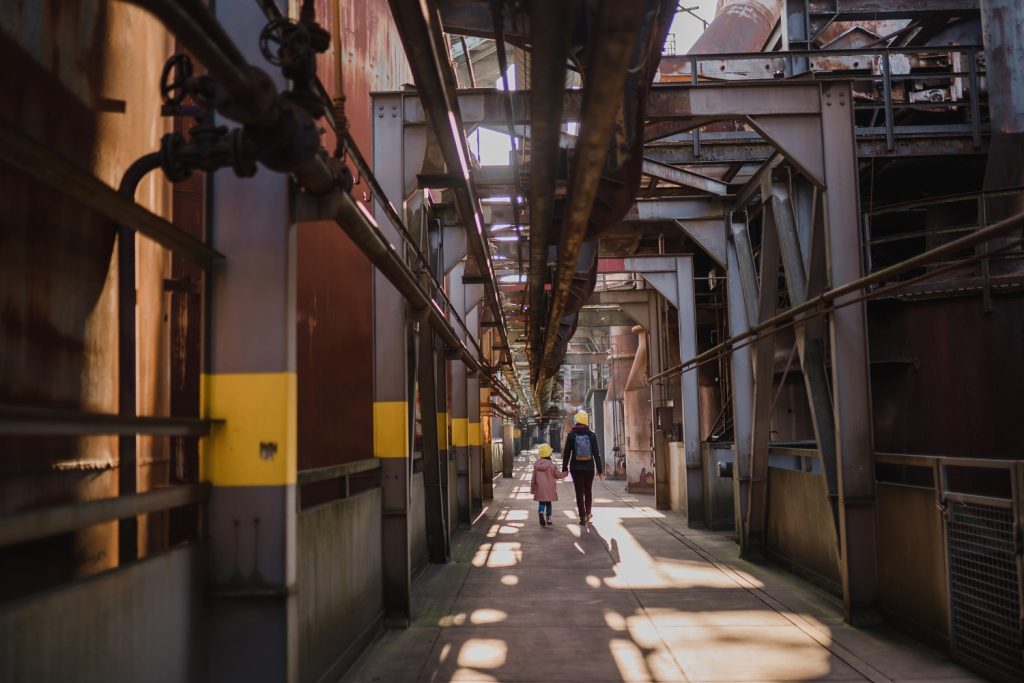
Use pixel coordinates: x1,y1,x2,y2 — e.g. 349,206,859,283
531,458,567,502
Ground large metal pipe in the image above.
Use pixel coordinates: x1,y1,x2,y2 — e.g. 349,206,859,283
527,0,572,385
538,0,646,396
689,0,783,54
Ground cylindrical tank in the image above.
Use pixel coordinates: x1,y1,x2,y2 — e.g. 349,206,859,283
689,0,783,54
624,326,654,493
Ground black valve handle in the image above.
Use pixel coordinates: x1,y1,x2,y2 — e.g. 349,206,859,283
160,54,194,106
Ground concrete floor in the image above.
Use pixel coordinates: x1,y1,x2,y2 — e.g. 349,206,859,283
342,455,983,683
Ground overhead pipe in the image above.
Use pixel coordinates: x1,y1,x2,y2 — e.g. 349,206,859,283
535,0,675,406
689,0,783,55
527,0,572,386
121,0,517,406
537,0,647,398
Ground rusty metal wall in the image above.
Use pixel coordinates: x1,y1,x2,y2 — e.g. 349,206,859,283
766,467,842,592
0,1,175,593
297,0,410,470
876,483,950,649
869,296,1024,456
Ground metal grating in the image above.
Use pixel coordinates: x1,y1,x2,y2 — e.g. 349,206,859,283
947,501,1024,682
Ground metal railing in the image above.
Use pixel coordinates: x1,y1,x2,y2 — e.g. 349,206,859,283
661,45,989,150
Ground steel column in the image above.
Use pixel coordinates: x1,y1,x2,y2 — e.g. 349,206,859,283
204,6,297,680
449,262,470,526
744,200,780,556
373,92,412,625
726,235,754,537
821,82,878,622
501,422,515,477
418,324,449,563
466,302,483,513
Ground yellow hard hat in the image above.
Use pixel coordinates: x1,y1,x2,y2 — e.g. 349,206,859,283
574,410,589,426
537,443,553,458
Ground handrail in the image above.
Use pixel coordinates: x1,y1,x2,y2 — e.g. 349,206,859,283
298,458,382,485
0,484,209,549
0,123,221,267
0,405,214,437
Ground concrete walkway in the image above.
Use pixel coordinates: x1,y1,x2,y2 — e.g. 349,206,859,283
342,455,981,683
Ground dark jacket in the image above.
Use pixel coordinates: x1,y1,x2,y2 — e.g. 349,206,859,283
562,424,602,474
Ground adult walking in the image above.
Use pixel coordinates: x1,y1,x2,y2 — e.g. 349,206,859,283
561,410,603,526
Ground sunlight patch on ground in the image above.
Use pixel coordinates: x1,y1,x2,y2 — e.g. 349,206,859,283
469,608,507,625
503,509,529,521
500,574,518,586
607,638,682,682
585,575,602,589
472,542,522,568
455,638,507,669
604,610,627,631
658,624,838,681
485,523,522,538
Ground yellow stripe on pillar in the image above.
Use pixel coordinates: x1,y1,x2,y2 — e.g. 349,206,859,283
452,418,469,448
436,412,449,450
200,372,297,486
373,401,409,458
468,421,481,446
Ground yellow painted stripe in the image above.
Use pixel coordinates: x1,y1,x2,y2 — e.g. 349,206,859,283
200,372,297,486
436,412,449,450
373,401,409,458
468,421,481,446
452,417,469,448
513,428,521,438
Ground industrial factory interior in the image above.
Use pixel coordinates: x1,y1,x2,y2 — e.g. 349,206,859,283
2,0,1024,681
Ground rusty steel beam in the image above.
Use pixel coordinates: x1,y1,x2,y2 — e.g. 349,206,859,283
387,0,511,363
537,0,645,399
808,0,979,20
641,157,729,195
527,0,572,386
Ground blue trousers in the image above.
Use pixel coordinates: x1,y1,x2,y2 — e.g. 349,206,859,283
537,501,552,516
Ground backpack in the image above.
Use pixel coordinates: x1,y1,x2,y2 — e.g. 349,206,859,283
573,432,592,462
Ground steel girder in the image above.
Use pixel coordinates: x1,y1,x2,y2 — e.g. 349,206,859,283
721,81,877,623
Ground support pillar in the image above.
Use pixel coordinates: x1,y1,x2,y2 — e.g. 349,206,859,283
501,423,515,477
372,92,411,625
418,325,449,563
449,263,470,526
821,82,878,622
205,8,297,681
725,223,754,538
465,298,483,513
480,385,493,500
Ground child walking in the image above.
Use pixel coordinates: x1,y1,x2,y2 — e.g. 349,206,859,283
531,443,567,527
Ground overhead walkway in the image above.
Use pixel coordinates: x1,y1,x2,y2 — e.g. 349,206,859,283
342,455,980,683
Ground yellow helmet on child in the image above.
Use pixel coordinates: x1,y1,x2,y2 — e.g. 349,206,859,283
537,443,553,458
574,410,589,426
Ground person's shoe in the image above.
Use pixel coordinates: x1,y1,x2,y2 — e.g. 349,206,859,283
579,517,588,527
546,515,553,526
538,512,547,527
